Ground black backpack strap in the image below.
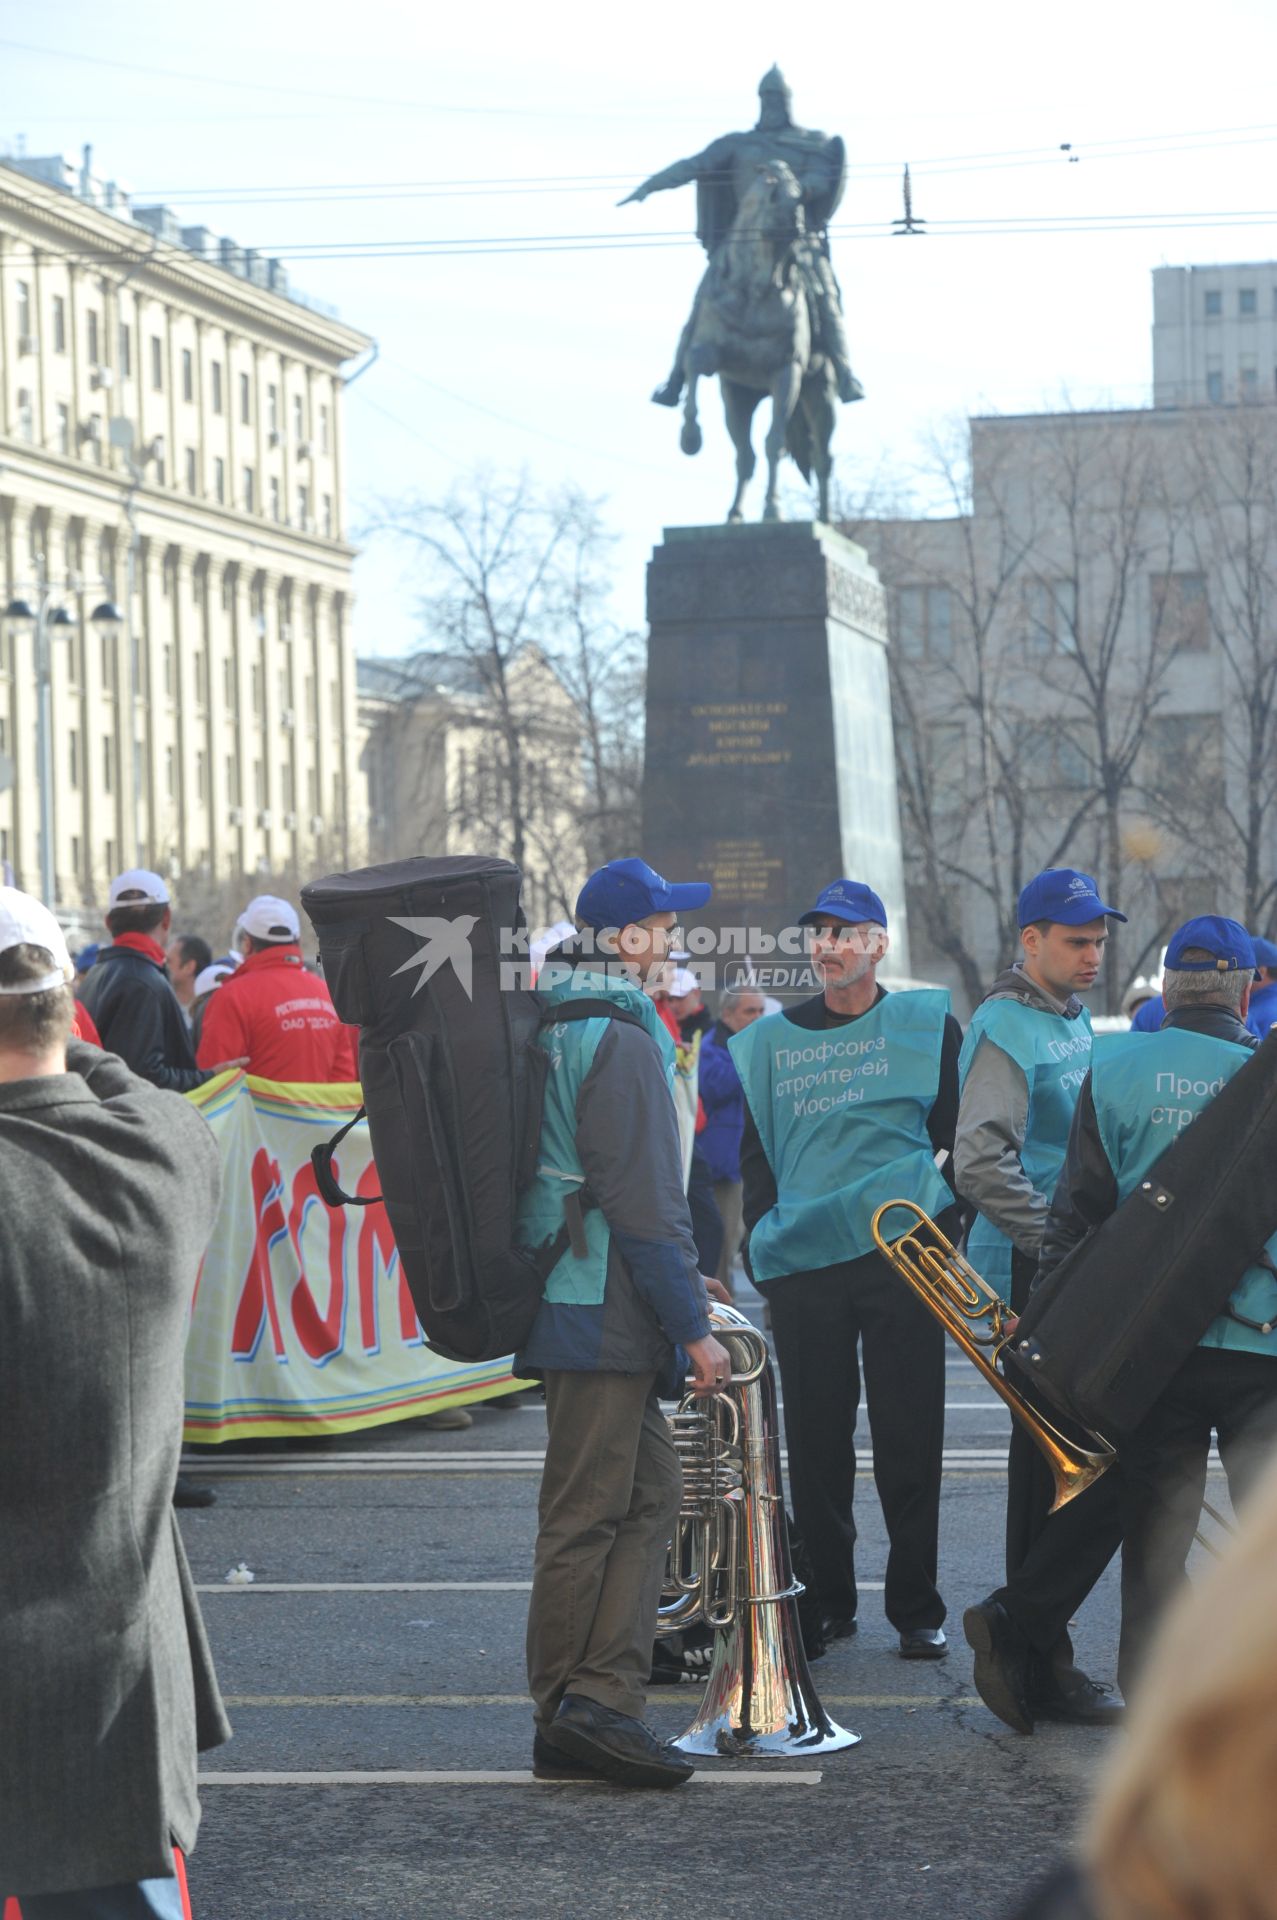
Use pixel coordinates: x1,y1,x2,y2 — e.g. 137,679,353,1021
539,996,649,1034
526,998,648,1275
311,1106,382,1208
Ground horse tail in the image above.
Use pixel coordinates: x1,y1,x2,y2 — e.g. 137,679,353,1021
787,396,813,483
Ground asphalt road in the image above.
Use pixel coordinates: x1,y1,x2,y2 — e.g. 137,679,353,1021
177,1291,1196,1920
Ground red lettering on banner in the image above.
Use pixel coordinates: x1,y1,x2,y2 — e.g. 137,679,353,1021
231,1148,289,1361
288,1159,347,1364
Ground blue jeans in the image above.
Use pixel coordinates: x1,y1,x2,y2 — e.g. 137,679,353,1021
18,1875,185,1918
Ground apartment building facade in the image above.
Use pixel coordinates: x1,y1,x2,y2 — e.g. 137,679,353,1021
0,150,373,919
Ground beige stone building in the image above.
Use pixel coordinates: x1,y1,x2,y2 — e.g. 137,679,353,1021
0,149,373,924
358,648,586,929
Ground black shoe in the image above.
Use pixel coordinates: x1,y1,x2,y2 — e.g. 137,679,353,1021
1034,1668,1125,1727
543,1693,694,1788
532,1730,601,1782
822,1611,858,1642
963,1598,1034,1735
173,1474,216,1508
899,1627,948,1661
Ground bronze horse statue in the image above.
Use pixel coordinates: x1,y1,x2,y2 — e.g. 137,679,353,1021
672,162,838,524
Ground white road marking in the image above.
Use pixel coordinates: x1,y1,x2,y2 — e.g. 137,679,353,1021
198,1768,823,1786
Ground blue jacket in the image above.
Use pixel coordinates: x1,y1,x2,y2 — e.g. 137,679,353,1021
1248,980,1277,1041
697,1019,746,1183
514,961,710,1384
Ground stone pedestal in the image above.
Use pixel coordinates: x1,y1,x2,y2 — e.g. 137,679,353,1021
641,521,911,982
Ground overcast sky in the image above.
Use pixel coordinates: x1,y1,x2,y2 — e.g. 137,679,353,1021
6,0,1277,649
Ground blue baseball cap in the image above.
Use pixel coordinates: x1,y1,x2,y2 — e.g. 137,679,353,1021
799,880,887,929
73,942,100,975
1165,915,1256,974
1017,867,1127,929
574,857,711,933
1252,936,1277,971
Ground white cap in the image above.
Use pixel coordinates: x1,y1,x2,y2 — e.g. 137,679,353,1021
669,966,700,997
193,962,235,997
108,867,171,909
235,894,300,943
0,886,74,995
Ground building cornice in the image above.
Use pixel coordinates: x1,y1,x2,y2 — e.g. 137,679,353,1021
0,166,373,369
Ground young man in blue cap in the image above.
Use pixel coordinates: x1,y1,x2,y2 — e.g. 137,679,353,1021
517,858,731,1788
735,879,962,1658
1040,914,1277,1691
955,867,1127,1732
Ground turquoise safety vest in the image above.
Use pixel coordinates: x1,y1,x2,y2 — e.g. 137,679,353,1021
514,969,676,1306
731,989,952,1281
957,994,1093,1301
1091,1028,1277,1358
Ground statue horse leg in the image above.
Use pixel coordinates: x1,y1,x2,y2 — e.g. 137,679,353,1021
762,361,802,521
721,379,760,522
802,377,837,524
680,369,703,457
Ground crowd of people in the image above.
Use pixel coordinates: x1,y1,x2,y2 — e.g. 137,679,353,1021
4,848,1277,1913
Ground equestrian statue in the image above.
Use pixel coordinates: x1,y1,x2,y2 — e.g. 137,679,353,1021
620,67,861,524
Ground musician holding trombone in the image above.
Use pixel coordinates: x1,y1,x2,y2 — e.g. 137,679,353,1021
1038,915,1277,1696
954,868,1127,1732
735,880,962,1658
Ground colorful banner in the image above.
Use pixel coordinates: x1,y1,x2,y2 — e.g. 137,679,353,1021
183,1072,517,1442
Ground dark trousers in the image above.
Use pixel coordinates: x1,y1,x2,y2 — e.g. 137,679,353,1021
687,1144,724,1277
765,1248,946,1632
991,1250,1125,1673
1118,1346,1277,1696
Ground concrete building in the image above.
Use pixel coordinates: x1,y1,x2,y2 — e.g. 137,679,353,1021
358,648,586,929
0,147,373,924
1153,261,1277,407
857,276,1277,1015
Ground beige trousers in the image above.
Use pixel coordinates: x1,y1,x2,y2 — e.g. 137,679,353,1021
526,1369,682,1728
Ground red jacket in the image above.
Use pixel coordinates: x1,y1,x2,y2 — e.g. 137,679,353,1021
71,1001,102,1046
195,944,358,1084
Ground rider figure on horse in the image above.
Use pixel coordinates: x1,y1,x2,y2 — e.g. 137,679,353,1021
621,67,862,410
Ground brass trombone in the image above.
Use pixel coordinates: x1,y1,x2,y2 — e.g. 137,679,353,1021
871,1199,1117,1513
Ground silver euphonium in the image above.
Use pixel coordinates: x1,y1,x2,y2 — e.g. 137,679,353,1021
657,1303,860,1757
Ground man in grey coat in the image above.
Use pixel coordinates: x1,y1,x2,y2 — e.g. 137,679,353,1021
0,887,230,1916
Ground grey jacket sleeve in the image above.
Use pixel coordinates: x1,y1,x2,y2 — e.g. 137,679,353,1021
575,1022,711,1347
953,1034,1048,1256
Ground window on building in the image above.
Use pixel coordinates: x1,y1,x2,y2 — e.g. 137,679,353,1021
165,745,175,801
213,457,225,504
15,389,33,443
52,294,66,352
163,644,174,696
56,402,70,455
16,280,31,338
242,466,255,513
282,759,295,811
1023,577,1077,653
150,335,163,392
181,347,193,402
103,735,114,793
895,584,954,659
298,484,311,529
293,394,305,444
270,477,281,522
101,629,115,689
268,384,279,435
320,404,330,453
87,309,101,365
118,322,131,378
196,749,208,802
1151,572,1209,651
185,447,197,494
239,371,251,425
1241,357,1259,398
1240,287,1258,316
68,730,80,789
305,674,318,727
1204,289,1222,318
193,648,206,705
1207,363,1224,405
1147,716,1224,809
224,655,236,707
103,837,114,874
211,361,223,415
70,834,81,876
308,764,321,814
322,494,333,538
254,759,266,807
226,755,240,807
251,661,263,716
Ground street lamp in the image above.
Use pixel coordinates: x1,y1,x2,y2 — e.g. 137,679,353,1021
4,591,78,904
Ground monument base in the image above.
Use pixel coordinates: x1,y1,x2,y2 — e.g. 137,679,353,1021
641,521,910,988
